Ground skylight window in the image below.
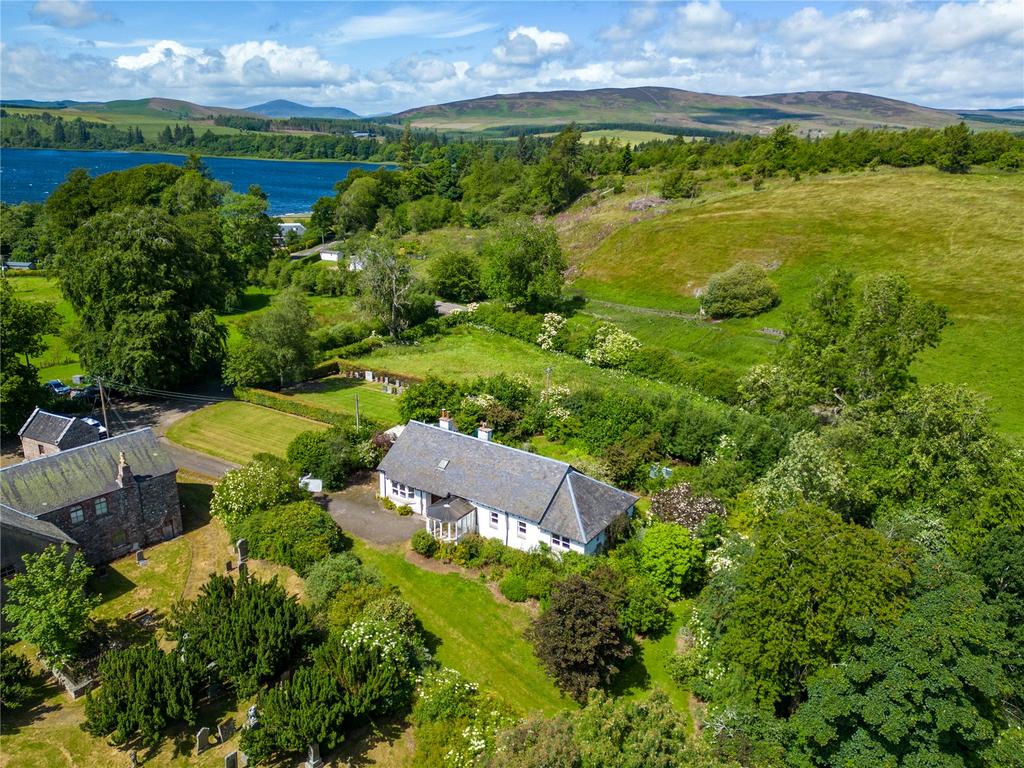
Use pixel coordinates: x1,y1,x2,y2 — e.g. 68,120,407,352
438,458,450,470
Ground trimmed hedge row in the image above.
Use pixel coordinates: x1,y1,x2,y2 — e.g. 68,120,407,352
233,386,381,430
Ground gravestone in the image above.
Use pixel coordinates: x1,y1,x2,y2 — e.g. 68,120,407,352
306,742,324,768
129,751,139,768
246,705,258,729
239,752,249,768
195,726,210,754
135,550,147,566
237,561,248,579
236,538,248,564
364,370,373,382
224,752,238,768
226,560,233,572
218,718,235,742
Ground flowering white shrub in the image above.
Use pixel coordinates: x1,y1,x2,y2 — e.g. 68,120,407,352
209,459,301,530
584,324,641,368
536,312,566,350
751,431,849,517
540,385,571,404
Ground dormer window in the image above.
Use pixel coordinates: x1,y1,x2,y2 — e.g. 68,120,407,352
437,459,450,470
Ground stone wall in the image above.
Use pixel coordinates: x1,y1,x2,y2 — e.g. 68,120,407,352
20,437,60,459
38,470,182,565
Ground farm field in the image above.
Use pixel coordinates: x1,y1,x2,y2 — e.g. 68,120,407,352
560,167,1024,437
3,104,243,142
165,401,326,464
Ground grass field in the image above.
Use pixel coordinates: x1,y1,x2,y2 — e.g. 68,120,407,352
347,325,677,400
5,105,242,142
281,377,403,425
354,541,570,715
5,275,81,383
560,167,1024,437
165,401,326,464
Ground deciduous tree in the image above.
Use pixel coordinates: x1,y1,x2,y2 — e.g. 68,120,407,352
0,279,60,434
3,544,99,668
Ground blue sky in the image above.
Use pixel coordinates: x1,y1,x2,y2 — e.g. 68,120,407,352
2,1,1022,112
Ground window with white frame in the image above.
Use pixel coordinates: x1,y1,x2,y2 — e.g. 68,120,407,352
390,480,414,500
517,520,527,538
550,533,571,550
489,511,499,528
95,497,108,517
69,506,84,525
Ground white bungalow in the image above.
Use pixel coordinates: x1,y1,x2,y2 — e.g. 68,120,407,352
377,413,637,555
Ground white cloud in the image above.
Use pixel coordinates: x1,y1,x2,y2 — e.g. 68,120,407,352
30,0,115,29
493,26,571,65
332,6,494,44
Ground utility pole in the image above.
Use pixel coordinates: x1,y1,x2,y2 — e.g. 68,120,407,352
354,393,360,430
98,378,111,436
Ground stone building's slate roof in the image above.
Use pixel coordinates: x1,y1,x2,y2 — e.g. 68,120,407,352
0,504,77,545
18,408,76,444
0,428,176,517
378,421,636,542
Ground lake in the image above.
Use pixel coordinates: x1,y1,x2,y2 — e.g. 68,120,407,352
0,148,380,215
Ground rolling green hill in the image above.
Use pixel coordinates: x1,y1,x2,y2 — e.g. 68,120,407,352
557,167,1024,437
393,86,998,135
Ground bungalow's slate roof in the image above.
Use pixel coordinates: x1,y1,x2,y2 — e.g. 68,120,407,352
18,407,75,444
0,504,77,545
0,428,176,517
378,421,637,542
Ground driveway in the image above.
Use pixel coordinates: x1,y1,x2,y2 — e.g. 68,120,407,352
327,478,422,546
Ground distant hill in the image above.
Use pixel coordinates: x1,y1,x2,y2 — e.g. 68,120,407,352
392,87,997,135
3,97,257,119
245,100,360,119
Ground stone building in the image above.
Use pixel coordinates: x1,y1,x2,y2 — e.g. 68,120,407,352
0,428,182,569
18,407,106,459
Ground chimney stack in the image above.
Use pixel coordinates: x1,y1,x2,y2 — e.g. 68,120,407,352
477,422,492,442
116,450,133,488
439,410,456,432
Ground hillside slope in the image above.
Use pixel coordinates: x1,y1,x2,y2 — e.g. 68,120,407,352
394,86,988,135
246,99,360,119
556,168,1024,437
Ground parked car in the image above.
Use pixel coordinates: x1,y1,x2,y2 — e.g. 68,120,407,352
72,385,100,402
45,379,71,396
81,417,108,438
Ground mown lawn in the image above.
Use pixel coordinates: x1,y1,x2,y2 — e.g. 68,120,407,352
353,541,571,716
561,167,1024,437
165,401,326,464
6,275,81,383
281,377,402,425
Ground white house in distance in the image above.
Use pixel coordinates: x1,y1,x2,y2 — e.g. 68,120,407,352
320,250,364,271
276,222,306,244
377,413,637,555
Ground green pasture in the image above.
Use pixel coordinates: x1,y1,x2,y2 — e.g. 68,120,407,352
564,167,1024,437
5,275,81,382
165,401,326,464
4,105,242,141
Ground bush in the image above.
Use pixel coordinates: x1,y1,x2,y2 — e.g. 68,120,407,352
500,573,529,602
286,426,372,491
210,458,305,533
584,324,641,368
639,523,705,600
305,552,375,610
326,582,399,633
453,533,485,567
396,504,413,516
238,501,342,577
619,575,671,637
661,170,702,199
700,263,779,319
0,648,35,711
411,529,439,558
428,250,483,302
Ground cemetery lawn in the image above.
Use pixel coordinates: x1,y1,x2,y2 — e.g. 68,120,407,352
0,472,307,768
165,401,326,465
